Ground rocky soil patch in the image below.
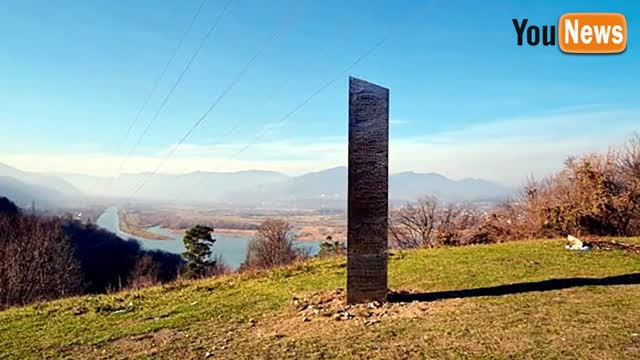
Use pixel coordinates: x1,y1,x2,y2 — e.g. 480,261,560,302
290,288,430,326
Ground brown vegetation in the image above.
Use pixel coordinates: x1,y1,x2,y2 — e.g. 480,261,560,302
489,134,640,241
0,198,184,309
389,197,483,248
0,214,82,308
243,219,306,270
391,134,640,248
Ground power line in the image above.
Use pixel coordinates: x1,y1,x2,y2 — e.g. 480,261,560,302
203,1,428,169
122,0,209,144
88,0,209,198
113,0,234,185
124,5,301,202
125,1,427,202
180,2,426,194
231,4,427,158
233,40,384,157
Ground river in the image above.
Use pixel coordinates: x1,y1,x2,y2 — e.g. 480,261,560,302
95,207,320,270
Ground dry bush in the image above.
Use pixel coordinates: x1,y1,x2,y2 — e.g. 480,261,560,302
389,197,483,248
128,254,228,288
524,151,635,237
206,254,232,276
128,255,162,289
479,134,640,241
183,254,231,279
389,197,438,248
437,202,483,246
0,214,82,308
618,133,640,234
243,219,303,270
469,201,532,243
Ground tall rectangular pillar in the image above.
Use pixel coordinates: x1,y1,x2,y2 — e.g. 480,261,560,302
347,76,389,304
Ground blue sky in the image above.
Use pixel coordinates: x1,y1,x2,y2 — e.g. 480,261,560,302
1,0,638,184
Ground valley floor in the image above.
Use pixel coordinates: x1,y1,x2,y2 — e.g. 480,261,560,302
1,239,639,359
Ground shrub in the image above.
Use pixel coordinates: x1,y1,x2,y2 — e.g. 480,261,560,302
128,250,186,289
389,197,482,248
478,134,640,241
243,219,302,270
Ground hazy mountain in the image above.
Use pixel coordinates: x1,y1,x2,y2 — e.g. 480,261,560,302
0,163,80,208
390,171,514,202
0,176,66,208
6,161,514,208
47,172,111,195
218,167,346,208
222,166,514,208
56,170,289,202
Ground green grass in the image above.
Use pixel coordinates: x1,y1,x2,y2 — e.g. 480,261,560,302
1,239,639,359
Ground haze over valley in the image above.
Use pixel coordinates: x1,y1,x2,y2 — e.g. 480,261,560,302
0,162,514,210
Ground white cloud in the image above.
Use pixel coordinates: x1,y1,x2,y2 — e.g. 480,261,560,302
1,108,637,185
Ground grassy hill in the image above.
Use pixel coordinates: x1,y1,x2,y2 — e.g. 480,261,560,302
1,239,639,359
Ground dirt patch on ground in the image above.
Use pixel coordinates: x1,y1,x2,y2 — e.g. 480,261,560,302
290,288,431,323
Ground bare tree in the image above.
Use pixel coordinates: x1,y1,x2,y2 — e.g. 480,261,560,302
389,197,438,248
437,202,483,246
243,219,301,270
389,197,482,248
0,214,82,308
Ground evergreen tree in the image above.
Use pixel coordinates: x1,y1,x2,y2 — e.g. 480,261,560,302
182,225,215,278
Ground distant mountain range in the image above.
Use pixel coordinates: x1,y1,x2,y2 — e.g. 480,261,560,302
220,167,514,208
0,162,515,209
0,162,80,208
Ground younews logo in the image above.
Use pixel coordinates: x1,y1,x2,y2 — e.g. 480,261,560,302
513,13,627,54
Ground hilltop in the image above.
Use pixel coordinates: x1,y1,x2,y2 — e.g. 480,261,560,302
1,239,639,359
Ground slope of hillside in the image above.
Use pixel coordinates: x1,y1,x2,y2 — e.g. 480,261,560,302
1,239,639,359
0,162,79,197
0,176,65,208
